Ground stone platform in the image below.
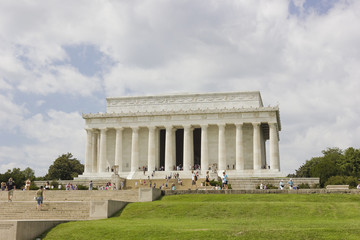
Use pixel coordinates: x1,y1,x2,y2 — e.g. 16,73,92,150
76,169,285,181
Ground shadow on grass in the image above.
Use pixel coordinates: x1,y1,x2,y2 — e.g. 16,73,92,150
111,203,129,218
111,194,164,218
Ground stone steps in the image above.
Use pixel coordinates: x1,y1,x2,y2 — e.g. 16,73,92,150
0,201,90,220
228,177,320,190
0,190,139,202
125,178,206,190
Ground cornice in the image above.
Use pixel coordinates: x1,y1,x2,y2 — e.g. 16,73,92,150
83,106,280,119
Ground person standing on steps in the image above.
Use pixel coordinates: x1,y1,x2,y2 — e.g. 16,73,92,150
36,186,45,210
6,178,16,202
222,172,229,190
25,179,31,191
205,171,211,186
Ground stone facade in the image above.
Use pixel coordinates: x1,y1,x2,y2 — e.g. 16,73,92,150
78,91,282,179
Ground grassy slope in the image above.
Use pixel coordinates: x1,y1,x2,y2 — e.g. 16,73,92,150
43,194,360,240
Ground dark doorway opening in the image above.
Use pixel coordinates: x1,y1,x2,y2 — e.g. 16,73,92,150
193,128,201,167
175,129,184,168
159,129,165,169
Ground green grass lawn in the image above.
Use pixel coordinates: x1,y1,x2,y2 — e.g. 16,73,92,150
42,194,360,240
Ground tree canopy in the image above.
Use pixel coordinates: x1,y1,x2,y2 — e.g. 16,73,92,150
291,147,360,187
45,153,84,180
0,167,35,189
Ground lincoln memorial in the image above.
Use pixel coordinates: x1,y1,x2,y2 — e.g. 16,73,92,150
77,91,282,180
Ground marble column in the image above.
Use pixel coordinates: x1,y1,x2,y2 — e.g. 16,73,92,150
252,122,261,170
165,126,174,171
269,123,280,170
183,125,192,171
235,123,244,170
97,132,101,172
218,124,226,170
99,128,108,173
92,130,98,173
114,128,123,172
131,127,139,172
85,128,93,173
201,124,209,172
148,126,156,172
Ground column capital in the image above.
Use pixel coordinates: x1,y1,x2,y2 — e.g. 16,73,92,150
85,128,93,133
200,124,208,129
235,122,244,127
115,127,124,131
268,122,278,127
183,125,192,130
252,122,261,127
218,123,226,128
132,126,139,131
99,128,108,133
165,125,173,131
148,126,156,131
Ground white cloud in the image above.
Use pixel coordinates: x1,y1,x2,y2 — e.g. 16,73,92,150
0,109,85,176
0,0,360,175
0,93,26,131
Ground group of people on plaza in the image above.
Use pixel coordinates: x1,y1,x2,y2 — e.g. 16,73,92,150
1,177,45,210
279,179,298,190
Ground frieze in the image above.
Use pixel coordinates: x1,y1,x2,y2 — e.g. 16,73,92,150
106,91,264,114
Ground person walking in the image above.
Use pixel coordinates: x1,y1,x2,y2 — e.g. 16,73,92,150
36,186,45,210
288,178,294,190
6,178,16,202
191,171,196,187
205,171,211,186
279,180,284,190
222,172,229,190
89,180,93,190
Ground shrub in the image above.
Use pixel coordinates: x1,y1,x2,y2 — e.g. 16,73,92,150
256,184,277,189
298,183,310,189
209,179,232,189
50,180,59,189
325,175,358,188
29,182,39,190
266,184,278,189
77,184,88,190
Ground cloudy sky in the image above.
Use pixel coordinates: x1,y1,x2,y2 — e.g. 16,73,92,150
1,0,359,176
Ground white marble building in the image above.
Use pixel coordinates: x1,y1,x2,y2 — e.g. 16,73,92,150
78,91,282,180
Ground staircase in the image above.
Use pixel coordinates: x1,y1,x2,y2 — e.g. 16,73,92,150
0,201,90,220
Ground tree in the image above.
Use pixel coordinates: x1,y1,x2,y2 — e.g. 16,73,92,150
45,153,84,180
292,147,354,187
340,147,360,176
0,167,36,189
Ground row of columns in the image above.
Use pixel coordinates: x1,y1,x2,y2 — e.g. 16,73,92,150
84,123,280,174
